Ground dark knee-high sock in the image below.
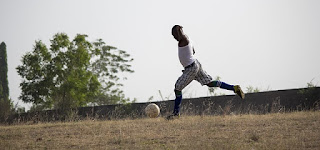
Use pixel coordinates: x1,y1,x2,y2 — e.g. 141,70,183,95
220,82,234,91
208,81,234,91
173,90,182,115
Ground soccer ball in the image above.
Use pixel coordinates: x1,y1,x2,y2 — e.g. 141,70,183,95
145,103,160,118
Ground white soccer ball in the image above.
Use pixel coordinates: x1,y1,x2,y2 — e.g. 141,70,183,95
145,103,160,118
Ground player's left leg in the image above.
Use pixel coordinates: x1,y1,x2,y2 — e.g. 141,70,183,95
206,81,245,99
194,61,245,99
206,81,232,91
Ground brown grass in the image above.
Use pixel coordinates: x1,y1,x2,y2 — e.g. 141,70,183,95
1,111,320,150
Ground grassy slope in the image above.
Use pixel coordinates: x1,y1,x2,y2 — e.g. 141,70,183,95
0,111,319,150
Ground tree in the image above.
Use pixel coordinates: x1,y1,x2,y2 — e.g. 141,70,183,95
0,42,13,122
0,42,9,100
16,33,134,111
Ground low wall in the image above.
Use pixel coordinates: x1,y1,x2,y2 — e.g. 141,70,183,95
13,87,320,122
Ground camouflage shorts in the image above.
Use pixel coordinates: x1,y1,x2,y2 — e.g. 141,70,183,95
175,60,213,91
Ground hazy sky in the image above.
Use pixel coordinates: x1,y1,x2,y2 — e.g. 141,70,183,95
1,0,320,110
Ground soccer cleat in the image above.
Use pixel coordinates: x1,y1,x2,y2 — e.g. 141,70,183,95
166,113,180,120
234,85,245,99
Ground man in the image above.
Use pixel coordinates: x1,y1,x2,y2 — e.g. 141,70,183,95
167,25,245,120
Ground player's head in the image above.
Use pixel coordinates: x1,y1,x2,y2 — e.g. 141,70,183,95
172,25,184,41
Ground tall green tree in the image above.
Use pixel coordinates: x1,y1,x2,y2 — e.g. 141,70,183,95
0,42,9,100
16,33,134,111
0,42,13,122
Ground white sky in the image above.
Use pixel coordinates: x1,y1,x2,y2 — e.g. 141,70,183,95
1,0,320,110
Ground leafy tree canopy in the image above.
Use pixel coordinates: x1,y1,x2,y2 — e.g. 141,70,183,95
16,33,134,110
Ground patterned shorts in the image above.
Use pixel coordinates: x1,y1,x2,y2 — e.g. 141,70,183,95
175,59,213,91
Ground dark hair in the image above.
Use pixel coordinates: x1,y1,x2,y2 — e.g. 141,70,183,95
172,25,182,35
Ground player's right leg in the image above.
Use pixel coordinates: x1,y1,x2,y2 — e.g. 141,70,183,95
167,63,199,120
166,90,182,120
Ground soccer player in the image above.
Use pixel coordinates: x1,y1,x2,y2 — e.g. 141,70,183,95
167,25,245,120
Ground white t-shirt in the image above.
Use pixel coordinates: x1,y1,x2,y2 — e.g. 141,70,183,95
178,42,195,67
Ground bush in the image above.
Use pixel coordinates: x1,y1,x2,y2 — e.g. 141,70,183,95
298,81,320,110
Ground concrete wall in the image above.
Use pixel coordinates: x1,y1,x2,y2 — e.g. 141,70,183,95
13,87,320,122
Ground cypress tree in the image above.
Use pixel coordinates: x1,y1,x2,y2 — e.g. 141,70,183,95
0,42,9,100
0,42,12,122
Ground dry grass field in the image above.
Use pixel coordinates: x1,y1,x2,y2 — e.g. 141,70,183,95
1,111,319,150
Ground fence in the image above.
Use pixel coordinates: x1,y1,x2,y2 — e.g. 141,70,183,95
12,87,320,122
